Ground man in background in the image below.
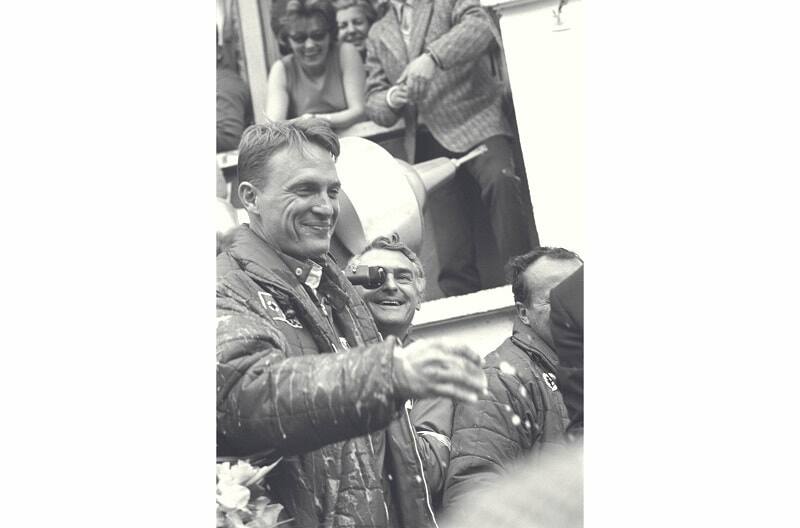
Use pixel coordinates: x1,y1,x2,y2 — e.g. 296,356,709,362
443,247,582,510
349,233,455,512
217,30,253,203
363,0,535,296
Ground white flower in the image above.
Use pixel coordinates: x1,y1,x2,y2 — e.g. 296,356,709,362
217,482,251,512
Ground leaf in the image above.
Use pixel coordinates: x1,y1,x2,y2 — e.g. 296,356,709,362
258,504,284,526
245,457,283,487
226,511,248,528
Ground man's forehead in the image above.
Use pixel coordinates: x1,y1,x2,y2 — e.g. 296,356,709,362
524,256,581,294
359,248,415,270
266,144,338,183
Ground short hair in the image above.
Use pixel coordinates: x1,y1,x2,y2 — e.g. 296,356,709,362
349,233,426,293
334,0,379,26
236,118,340,190
507,247,582,304
277,0,338,51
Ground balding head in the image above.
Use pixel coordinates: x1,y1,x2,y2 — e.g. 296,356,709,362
507,248,582,347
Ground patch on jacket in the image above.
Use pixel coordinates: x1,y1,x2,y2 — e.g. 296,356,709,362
258,291,303,329
542,372,558,391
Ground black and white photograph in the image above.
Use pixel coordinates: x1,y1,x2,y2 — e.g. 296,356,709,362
215,0,583,526
5,1,800,527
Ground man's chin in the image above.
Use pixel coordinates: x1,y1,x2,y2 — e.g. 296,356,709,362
290,240,331,260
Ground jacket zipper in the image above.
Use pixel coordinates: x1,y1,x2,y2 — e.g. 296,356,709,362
404,400,440,528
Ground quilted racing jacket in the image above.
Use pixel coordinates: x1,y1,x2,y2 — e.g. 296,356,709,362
217,225,438,528
442,321,570,511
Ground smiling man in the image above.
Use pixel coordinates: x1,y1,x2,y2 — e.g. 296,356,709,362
348,234,426,343
442,247,583,513
216,119,488,528
348,234,455,513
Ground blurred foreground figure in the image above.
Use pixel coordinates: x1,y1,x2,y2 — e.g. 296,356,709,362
440,442,583,528
443,248,583,510
550,265,584,438
216,119,487,527
349,234,456,512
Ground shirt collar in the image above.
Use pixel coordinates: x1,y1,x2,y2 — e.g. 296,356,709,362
277,252,325,292
391,0,412,15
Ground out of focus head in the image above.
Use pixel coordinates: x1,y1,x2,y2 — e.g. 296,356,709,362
237,118,341,261
334,0,376,54
349,233,426,339
507,247,583,348
280,0,337,70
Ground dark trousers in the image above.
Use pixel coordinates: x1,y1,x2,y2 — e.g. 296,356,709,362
417,133,535,296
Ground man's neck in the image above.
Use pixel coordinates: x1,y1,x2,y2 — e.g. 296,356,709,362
378,324,411,343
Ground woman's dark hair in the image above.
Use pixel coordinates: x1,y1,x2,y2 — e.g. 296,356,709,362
275,0,338,54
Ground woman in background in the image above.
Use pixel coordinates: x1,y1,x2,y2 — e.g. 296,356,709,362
266,0,366,129
334,0,380,61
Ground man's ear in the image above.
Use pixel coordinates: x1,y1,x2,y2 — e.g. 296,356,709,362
515,301,530,326
238,181,260,215
415,277,426,308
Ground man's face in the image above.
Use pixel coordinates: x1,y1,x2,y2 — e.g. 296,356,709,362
355,248,423,337
519,256,583,347
337,6,370,53
250,143,340,260
287,15,331,70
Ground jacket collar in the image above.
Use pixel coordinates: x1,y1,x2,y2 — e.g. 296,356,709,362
277,251,324,292
510,319,560,372
226,225,325,295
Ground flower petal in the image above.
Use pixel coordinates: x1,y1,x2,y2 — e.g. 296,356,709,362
217,483,251,511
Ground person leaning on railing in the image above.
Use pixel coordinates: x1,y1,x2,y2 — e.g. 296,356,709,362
266,0,367,130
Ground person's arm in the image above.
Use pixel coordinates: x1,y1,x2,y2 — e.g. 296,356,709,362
395,0,496,101
425,0,496,70
265,60,290,121
217,280,487,458
411,397,454,506
217,289,399,457
314,43,366,129
443,366,535,512
217,73,248,152
364,36,403,127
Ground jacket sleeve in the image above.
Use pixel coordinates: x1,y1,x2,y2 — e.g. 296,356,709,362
216,73,251,152
410,397,454,506
426,0,496,71
442,366,535,511
216,284,402,457
364,36,402,127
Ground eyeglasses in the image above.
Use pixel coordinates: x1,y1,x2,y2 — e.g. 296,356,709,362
288,30,329,44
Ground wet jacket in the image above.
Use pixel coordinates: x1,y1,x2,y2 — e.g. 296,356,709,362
442,321,570,511
217,225,437,528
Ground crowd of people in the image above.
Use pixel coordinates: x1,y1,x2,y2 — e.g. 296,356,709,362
217,0,537,297
216,118,584,527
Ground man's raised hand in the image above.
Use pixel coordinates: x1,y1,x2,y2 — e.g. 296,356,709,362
392,339,487,403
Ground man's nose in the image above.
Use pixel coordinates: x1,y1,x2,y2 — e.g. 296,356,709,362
382,273,398,291
311,194,335,216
